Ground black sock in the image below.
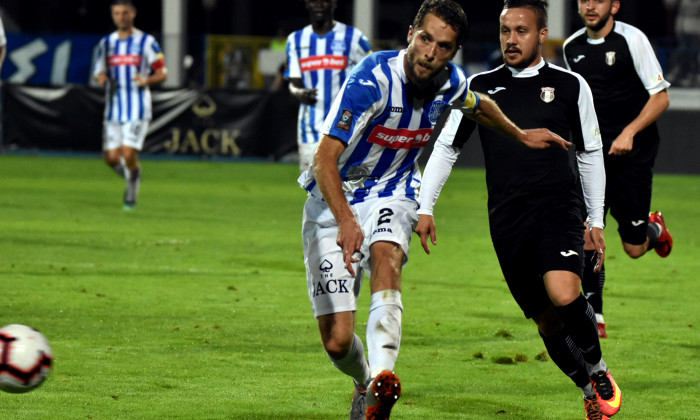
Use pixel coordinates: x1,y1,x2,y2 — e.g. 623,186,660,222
647,221,661,250
111,163,126,179
555,294,601,366
582,250,605,315
539,329,590,388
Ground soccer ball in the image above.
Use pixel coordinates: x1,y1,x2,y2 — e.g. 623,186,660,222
0,324,53,393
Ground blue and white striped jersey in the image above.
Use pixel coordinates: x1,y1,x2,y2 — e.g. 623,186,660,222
93,29,165,122
299,49,473,204
286,21,371,146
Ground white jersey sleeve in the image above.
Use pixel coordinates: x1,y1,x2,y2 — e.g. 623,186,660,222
93,37,107,76
616,22,671,94
143,35,164,70
568,65,603,152
576,148,606,229
0,18,6,47
349,30,372,66
285,32,301,79
572,68,605,229
417,108,463,216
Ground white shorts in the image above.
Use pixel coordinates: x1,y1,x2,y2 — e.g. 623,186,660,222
302,195,419,317
103,120,149,151
298,142,319,173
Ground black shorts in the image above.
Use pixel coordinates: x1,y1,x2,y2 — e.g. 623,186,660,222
603,140,657,245
492,204,585,319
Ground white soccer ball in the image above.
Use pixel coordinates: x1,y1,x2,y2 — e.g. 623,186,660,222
0,324,53,393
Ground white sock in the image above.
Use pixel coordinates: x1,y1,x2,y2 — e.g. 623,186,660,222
125,167,141,205
367,290,403,378
328,334,370,390
595,313,605,324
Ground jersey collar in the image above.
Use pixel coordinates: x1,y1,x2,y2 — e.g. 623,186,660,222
506,57,546,78
586,20,616,45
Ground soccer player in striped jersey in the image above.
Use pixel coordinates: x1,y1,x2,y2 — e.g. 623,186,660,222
285,0,372,173
93,0,167,210
300,1,568,418
564,0,672,339
417,1,621,418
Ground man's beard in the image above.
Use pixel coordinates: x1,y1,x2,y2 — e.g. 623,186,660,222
504,47,540,70
405,46,436,88
587,11,612,32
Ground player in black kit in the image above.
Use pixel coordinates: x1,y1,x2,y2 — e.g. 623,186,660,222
563,0,673,339
416,1,621,419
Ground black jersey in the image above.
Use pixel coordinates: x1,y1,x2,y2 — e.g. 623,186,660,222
563,21,670,145
465,61,602,236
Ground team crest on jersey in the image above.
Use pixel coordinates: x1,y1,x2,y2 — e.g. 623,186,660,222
331,40,347,53
605,51,616,66
428,100,448,125
337,109,353,132
540,87,555,103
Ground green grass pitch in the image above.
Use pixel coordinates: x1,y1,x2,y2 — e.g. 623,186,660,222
0,155,698,419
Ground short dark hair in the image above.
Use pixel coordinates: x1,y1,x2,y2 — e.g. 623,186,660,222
112,0,136,8
503,0,548,30
412,0,469,47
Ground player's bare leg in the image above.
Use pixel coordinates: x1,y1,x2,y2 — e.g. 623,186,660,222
104,148,126,178
318,311,371,419
365,241,403,419
621,212,672,258
620,240,648,259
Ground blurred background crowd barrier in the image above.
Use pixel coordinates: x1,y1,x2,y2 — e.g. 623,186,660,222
0,0,698,173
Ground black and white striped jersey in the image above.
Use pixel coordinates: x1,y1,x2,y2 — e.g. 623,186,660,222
563,21,670,144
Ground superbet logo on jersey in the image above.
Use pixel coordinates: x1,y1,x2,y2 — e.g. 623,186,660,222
108,54,143,67
300,55,348,72
367,126,433,150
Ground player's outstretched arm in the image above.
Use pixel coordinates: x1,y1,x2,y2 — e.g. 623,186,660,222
314,135,363,276
467,93,571,150
135,67,168,87
416,112,464,255
289,78,318,105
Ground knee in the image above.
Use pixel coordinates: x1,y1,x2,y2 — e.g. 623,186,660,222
626,251,644,259
122,151,139,167
622,244,645,259
318,313,355,360
322,335,354,360
551,292,580,308
104,152,120,166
